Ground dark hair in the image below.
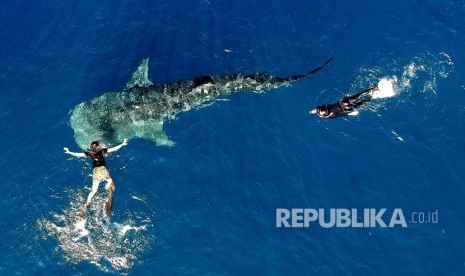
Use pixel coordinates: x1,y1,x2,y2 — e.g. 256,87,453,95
318,107,328,113
90,141,99,147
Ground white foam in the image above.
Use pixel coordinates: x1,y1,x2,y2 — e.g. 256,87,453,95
372,78,397,99
347,110,359,116
38,191,153,271
73,219,89,241
391,130,404,142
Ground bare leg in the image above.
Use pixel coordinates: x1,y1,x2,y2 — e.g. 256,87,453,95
80,180,100,218
104,179,116,216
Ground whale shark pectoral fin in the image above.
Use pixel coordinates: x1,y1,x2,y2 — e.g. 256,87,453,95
148,129,176,147
125,58,153,90
132,120,175,147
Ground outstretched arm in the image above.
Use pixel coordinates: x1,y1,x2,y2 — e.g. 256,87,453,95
108,139,129,153
64,147,86,158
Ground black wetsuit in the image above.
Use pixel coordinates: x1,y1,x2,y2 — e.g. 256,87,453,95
317,103,347,119
85,148,108,168
317,86,377,119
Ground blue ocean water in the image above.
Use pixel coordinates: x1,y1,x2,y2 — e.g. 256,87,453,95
1,0,464,274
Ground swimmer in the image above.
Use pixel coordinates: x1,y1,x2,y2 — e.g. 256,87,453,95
310,86,378,119
64,139,128,217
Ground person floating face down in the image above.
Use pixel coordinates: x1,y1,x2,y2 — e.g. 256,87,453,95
64,139,128,218
310,86,379,119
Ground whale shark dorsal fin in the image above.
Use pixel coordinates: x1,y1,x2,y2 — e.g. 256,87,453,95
125,58,153,90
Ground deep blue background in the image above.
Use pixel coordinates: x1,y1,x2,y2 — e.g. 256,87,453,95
1,0,464,274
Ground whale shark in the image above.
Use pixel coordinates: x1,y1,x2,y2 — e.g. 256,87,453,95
69,57,333,149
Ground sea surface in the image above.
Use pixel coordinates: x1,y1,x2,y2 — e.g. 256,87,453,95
1,0,464,275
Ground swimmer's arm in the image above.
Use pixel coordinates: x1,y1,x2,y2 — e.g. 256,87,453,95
63,147,86,158
108,139,128,153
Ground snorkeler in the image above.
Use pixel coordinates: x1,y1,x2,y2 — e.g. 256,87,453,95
64,139,128,217
309,86,379,119
310,78,397,119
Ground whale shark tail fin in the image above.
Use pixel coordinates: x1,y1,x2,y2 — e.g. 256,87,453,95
280,57,333,82
306,57,333,76
125,58,153,90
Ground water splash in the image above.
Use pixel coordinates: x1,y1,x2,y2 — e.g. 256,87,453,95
399,52,453,96
351,52,453,103
37,189,154,272
322,52,454,140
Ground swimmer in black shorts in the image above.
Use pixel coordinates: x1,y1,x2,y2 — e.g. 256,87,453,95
64,139,128,217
